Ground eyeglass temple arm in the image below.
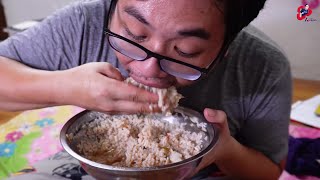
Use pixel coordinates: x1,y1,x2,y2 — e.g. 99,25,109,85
203,35,235,75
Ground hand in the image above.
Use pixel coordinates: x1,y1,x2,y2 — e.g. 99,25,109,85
191,108,233,176
61,62,159,114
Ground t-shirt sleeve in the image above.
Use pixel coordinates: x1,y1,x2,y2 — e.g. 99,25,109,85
243,71,291,164
0,1,85,70
236,43,292,164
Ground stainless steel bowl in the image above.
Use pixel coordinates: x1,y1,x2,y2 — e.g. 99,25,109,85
60,106,219,180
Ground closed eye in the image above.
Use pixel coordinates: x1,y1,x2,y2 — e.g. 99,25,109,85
174,47,201,58
125,27,146,42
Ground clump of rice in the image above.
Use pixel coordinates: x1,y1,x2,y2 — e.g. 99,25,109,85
68,112,207,168
125,77,183,114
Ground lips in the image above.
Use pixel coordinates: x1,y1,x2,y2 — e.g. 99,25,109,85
129,74,174,88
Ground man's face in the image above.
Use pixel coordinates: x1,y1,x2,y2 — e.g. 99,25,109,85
110,0,225,88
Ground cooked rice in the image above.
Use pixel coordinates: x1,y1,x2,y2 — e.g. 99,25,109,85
68,112,207,168
125,77,183,114
67,78,206,168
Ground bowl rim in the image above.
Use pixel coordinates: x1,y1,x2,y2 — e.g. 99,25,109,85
60,107,219,172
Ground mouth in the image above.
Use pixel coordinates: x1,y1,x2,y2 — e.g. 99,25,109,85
129,74,174,88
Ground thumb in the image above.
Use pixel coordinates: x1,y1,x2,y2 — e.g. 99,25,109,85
204,108,230,136
98,63,124,81
204,108,226,125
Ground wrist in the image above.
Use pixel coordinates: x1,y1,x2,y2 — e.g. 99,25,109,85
51,69,76,105
12,69,66,106
215,136,239,163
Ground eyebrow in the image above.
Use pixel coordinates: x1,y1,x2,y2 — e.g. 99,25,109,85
124,6,150,26
123,6,210,40
178,28,211,40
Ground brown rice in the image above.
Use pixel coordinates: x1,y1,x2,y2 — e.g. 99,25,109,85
125,77,183,114
68,112,206,168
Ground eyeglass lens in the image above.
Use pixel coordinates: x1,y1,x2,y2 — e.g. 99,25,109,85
108,35,201,80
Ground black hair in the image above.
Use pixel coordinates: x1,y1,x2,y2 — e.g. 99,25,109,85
222,0,267,44
109,0,266,43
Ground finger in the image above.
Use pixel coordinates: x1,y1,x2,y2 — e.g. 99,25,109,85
194,155,210,172
104,107,162,115
104,100,161,114
191,158,208,178
111,82,159,104
104,105,161,115
204,108,227,124
98,63,124,81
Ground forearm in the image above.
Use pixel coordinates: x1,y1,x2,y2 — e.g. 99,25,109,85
0,56,69,111
216,137,282,180
0,100,57,111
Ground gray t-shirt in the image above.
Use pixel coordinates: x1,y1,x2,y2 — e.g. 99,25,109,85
0,0,291,167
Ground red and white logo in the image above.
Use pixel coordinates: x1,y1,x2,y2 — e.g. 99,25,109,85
296,4,313,20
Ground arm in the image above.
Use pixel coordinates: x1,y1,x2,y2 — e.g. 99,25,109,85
0,2,158,113
215,131,283,180
0,56,62,110
0,56,158,113
196,109,282,180
216,126,282,179
195,49,292,179
0,2,85,111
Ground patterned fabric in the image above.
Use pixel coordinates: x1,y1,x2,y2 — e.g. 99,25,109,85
289,125,320,139
1,106,320,179
279,125,320,180
0,106,83,179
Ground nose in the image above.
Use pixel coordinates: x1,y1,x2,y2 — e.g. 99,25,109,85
137,57,166,77
137,40,168,78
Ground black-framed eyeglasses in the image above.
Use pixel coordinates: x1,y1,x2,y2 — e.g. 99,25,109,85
104,0,230,81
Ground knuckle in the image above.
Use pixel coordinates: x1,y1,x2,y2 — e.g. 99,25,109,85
102,103,115,113
89,85,111,106
218,110,227,119
139,105,148,114
104,63,112,70
92,86,107,99
128,92,139,102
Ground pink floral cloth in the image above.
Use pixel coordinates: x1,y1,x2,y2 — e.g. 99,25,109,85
289,125,320,139
0,106,84,179
26,124,64,164
5,131,24,142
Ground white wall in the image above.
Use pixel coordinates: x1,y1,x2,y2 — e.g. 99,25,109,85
2,0,77,26
252,0,320,80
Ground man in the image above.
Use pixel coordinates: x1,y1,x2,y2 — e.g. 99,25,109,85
300,4,310,17
0,0,291,179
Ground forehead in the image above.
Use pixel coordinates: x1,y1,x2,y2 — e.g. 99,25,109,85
117,0,224,31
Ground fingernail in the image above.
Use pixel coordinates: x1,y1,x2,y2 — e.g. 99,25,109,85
207,109,217,117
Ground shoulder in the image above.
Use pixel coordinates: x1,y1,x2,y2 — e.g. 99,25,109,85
76,0,111,37
232,25,288,62
51,0,110,21
80,0,110,7
227,25,290,85
79,0,110,14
